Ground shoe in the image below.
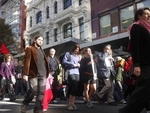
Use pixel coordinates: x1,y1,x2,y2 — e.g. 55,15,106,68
108,102,118,106
72,104,78,110
118,100,127,104
21,105,27,113
96,95,103,104
52,100,58,103
10,96,16,101
67,103,74,111
87,101,94,108
67,103,78,111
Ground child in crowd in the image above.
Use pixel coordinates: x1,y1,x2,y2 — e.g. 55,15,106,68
42,73,54,112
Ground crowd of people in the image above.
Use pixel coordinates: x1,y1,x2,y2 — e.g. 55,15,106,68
0,7,149,113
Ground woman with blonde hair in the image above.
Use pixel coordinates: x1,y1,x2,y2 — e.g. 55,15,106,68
80,47,97,108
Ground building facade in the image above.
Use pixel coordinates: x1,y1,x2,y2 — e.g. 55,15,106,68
24,0,92,56
82,0,150,55
0,0,24,54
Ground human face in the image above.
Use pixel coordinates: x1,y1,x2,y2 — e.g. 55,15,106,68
50,49,55,55
86,48,92,56
34,36,44,47
74,47,80,54
6,56,12,62
104,46,111,53
138,9,150,23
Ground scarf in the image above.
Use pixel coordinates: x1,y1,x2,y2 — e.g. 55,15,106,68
127,20,150,52
128,20,150,33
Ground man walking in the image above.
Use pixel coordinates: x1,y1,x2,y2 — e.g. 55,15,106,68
21,35,49,113
47,48,60,103
96,44,117,106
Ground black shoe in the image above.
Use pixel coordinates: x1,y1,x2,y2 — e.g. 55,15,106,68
96,95,103,104
108,102,118,106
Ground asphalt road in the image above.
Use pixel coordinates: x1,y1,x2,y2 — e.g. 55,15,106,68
0,96,147,113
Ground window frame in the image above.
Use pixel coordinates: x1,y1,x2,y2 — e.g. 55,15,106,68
46,31,49,44
99,14,111,36
54,28,58,42
36,11,42,24
64,0,72,9
54,1,58,14
119,6,134,30
30,16,32,27
46,6,50,19
63,23,72,39
79,17,84,40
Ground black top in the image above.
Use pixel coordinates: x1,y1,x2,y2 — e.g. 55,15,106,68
130,24,150,67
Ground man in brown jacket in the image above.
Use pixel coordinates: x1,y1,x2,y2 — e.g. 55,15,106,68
21,35,49,113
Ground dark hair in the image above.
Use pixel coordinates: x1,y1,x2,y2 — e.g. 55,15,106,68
134,7,150,22
34,34,42,40
32,34,43,45
71,44,81,53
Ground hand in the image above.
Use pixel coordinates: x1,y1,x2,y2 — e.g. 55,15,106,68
23,75,28,81
133,67,141,76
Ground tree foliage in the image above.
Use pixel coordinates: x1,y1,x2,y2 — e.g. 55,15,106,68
0,18,15,46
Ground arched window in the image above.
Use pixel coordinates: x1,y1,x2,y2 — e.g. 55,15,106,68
36,11,42,24
30,16,32,27
64,0,72,9
46,6,50,18
63,23,72,38
54,1,57,14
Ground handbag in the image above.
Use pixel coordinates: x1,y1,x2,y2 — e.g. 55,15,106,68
11,75,16,85
16,73,22,79
5,63,16,85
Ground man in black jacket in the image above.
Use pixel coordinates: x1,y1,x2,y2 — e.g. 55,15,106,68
47,48,60,103
119,7,150,113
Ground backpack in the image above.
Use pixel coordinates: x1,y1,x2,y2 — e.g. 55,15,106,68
59,52,71,85
59,52,71,70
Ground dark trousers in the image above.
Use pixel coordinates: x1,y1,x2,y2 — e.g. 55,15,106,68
15,79,26,95
50,71,58,100
67,74,80,97
1,78,16,99
119,66,150,113
22,76,46,113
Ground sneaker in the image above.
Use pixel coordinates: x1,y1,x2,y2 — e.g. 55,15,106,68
52,100,58,103
21,105,27,113
118,100,127,104
67,104,74,111
72,104,78,110
87,101,94,108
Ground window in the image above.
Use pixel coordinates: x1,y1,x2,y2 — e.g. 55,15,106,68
137,1,150,9
63,23,72,38
36,11,42,24
46,32,49,44
30,16,32,27
54,1,58,14
46,6,50,18
79,0,82,6
64,0,72,9
100,14,111,36
120,6,134,30
79,17,84,40
54,28,57,42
